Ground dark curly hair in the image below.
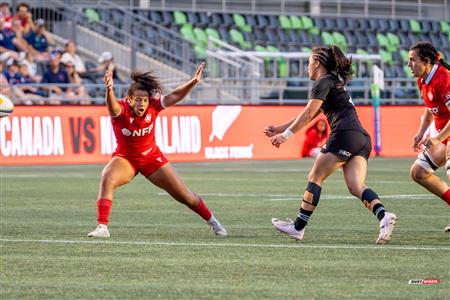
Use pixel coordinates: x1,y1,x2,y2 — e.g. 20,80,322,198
409,41,450,70
312,45,353,85
126,71,163,98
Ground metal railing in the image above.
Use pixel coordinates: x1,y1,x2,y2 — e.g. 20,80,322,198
1,77,420,106
125,0,449,21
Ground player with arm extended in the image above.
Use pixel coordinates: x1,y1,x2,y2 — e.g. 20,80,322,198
264,46,397,244
87,62,227,238
408,41,450,233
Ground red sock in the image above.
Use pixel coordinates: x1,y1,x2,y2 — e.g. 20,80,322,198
440,189,450,207
192,198,212,221
97,198,113,225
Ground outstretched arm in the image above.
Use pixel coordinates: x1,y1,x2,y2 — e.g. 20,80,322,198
270,99,323,148
163,62,205,107
104,71,121,117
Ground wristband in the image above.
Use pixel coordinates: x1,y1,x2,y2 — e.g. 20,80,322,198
281,129,294,139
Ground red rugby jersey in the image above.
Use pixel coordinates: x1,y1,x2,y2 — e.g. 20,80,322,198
418,64,450,131
111,97,165,157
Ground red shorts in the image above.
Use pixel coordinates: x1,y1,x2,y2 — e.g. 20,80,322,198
112,149,168,177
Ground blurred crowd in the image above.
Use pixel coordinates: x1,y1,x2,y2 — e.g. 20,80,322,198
0,2,122,105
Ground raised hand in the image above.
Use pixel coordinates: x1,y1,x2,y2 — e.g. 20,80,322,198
104,71,114,90
192,62,205,84
264,125,281,137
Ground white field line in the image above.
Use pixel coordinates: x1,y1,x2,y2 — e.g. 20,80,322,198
154,192,435,200
0,238,449,251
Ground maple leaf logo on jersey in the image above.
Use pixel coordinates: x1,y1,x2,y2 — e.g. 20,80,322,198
427,91,433,101
145,114,152,123
122,128,131,136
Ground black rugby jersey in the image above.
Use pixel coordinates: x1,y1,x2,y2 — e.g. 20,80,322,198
310,73,367,134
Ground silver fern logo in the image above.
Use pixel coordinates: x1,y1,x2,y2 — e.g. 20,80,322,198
209,106,242,142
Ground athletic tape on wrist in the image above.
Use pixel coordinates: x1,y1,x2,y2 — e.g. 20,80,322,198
281,129,294,139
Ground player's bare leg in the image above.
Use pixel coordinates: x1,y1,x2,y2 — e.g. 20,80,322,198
88,156,136,238
343,156,396,244
272,152,344,240
147,163,227,236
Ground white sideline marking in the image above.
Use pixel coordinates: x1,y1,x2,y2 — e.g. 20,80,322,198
270,194,435,201
0,239,448,251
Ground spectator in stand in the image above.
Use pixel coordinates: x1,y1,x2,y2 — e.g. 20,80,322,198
3,59,20,84
0,2,12,28
41,50,69,104
61,40,86,75
0,13,28,56
86,51,122,83
301,119,329,158
0,62,12,97
18,51,40,81
61,55,89,104
15,61,44,105
13,2,33,34
24,19,54,58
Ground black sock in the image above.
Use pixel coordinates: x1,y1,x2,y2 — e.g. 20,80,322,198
372,203,386,221
294,208,313,231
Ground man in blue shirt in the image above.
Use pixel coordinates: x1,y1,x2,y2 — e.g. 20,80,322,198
41,50,69,103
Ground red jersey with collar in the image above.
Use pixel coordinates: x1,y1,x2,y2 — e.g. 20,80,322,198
418,64,450,131
112,97,164,157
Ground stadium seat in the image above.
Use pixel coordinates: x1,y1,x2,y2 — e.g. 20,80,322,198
290,16,303,30
85,8,100,23
233,13,252,32
321,32,334,46
279,15,292,30
409,19,422,33
229,29,252,49
173,11,187,26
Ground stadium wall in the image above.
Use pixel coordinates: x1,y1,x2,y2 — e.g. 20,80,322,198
0,105,423,165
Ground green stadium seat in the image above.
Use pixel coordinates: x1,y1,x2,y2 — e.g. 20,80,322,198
386,33,400,48
440,20,450,33
376,33,391,50
205,28,221,48
180,24,196,43
290,16,303,30
266,45,289,77
85,8,100,23
379,49,394,66
400,49,409,62
409,19,421,33
229,29,252,49
173,11,187,25
332,32,347,52
193,28,208,46
194,44,207,59
321,32,334,46
232,13,252,33
278,16,292,30
301,16,313,30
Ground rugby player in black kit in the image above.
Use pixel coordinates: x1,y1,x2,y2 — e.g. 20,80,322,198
265,45,397,244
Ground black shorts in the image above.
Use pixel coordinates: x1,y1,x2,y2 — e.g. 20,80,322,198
320,130,372,161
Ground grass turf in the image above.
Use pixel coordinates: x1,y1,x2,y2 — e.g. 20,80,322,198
1,158,449,299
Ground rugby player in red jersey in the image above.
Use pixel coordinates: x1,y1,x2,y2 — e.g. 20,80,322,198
87,62,227,237
408,41,450,233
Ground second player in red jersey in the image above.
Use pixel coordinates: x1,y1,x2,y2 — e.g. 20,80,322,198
87,62,227,238
408,41,450,233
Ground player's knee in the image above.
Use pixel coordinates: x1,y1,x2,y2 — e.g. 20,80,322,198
410,164,430,182
347,183,364,198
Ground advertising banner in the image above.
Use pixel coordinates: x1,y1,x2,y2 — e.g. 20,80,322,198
0,105,423,165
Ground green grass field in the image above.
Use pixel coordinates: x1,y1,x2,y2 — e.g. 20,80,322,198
1,158,449,299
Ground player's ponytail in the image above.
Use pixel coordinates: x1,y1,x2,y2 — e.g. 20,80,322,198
127,71,163,98
436,52,450,71
312,45,353,85
330,45,353,85
409,41,450,71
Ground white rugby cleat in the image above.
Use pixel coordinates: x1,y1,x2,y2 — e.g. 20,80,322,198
208,216,227,236
376,212,397,244
444,224,450,233
271,218,305,240
87,224,110,238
